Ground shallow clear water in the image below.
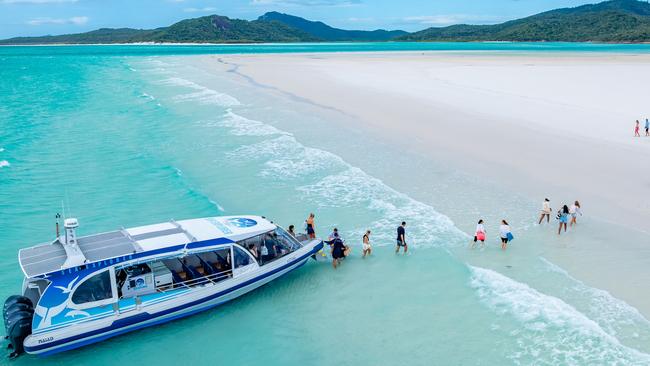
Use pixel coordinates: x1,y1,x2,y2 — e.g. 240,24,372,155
1,45,650,365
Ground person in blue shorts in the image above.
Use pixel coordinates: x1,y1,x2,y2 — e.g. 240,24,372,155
557,205,570,235
395,221,407,254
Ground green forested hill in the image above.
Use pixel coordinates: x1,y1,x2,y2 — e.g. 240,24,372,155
257,11,407,41
3,1,650,44
398,0,650,42
0,15,318,44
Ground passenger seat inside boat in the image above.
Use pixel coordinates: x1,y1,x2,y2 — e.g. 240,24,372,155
162,259,188,286
183,255,205,276
197,250,232,281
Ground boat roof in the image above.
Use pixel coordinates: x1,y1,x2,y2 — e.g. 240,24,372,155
18,215,275,278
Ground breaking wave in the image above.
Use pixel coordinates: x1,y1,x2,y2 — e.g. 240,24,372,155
469,265,650,365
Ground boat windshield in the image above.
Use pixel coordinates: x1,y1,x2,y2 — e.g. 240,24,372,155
239,227,302,266
274,227,303,251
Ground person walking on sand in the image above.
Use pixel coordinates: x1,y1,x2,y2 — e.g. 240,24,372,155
499,220,512,250
306,213,316,239
362,230,372,258
557,205,570,234
471,219,486,249
569,201,582,227
646,119,649,137
396,221,407,254
635,120,641,137
538,198,552,224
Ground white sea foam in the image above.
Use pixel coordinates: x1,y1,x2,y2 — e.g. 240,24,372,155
0,160,10,168
539,257,650,340
158,77,240,107
140,92,155,100
223,113,464,247
0,147,4,152
217,110,287,136
469,266,650,365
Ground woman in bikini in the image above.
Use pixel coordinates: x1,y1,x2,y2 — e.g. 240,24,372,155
306,213,316,239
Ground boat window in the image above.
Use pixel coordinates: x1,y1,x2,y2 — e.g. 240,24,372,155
71,270,113,305
233,246,253,268
274,227,302,252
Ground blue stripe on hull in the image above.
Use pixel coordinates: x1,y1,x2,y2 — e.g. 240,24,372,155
27,243,322,356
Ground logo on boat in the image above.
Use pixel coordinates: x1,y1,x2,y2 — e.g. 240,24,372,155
227,218,257,228
38,337,54,344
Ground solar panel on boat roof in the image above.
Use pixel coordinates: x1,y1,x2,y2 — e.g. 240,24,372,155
19,242,67,278
77,230,139,262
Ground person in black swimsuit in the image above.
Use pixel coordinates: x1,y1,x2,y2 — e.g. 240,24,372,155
396,222,407,254
331,237,346,269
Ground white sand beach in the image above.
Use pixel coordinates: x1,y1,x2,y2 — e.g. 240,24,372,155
186,51,650,315
203,52,650,230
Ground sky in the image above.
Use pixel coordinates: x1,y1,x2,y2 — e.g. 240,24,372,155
0,0,603,39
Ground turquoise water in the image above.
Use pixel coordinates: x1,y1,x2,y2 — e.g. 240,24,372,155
3,41,650,57
1,45,650,365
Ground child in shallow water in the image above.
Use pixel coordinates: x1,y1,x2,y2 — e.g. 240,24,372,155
362,230,372,258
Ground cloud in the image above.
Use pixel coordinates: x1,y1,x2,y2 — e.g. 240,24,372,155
183,6,217,12
251,0,361,7
2,0,77,3
27,16,88,25
403,14,504,26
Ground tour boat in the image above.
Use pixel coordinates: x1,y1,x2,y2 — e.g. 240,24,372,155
3,215,323,357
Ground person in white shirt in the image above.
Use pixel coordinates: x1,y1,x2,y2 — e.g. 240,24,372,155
471,219,486,249
499,220,512,250
362,230,372,258
569,200,582,226
538,198,552,224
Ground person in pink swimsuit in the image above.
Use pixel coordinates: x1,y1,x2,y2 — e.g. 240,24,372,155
635,120,641,137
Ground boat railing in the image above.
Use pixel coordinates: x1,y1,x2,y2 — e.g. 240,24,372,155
157,269,233,293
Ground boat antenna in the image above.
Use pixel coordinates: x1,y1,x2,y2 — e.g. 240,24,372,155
55,213,61,238
61,200,66,221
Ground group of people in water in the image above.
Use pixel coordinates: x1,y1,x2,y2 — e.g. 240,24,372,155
634,119,650,137
295,197,583,266
539,198,582,235
470,219,513,250
287,213,408,268
470,198,583,251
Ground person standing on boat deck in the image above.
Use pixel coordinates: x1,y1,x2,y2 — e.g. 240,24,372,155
306,213,316,239
362,230,372,258
634,120,641,137
645,119,649,136
247,243,259,259
499,220,511,250
538,198,552,224
471,219,486,249
569,201,582,227
396,222,407,254
557,205,570,235
287,225,296,237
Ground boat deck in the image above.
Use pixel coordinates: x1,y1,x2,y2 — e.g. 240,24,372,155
18,216,275,278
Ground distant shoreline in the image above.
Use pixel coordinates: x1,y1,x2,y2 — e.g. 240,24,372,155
2,41,650,47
